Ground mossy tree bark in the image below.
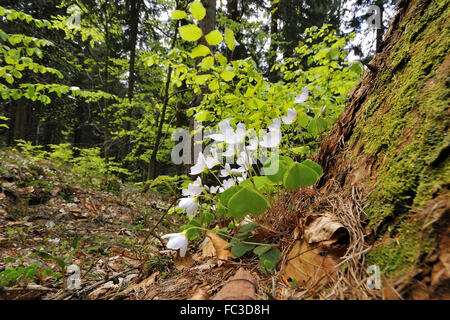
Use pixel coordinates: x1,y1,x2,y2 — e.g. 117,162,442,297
314,0,449,297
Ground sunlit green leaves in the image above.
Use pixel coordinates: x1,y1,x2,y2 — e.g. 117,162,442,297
205,30,223,46
190,1,206,21
171,10,187,20
220,69,235,82
190,44,210,58
179,24,202,42
224,28,235,51
200,56,214,70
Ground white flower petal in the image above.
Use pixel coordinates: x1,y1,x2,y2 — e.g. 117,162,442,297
209,133,225,142
268,118,281,132
295,86,309,103
282,108,297,125
162,232,188,257
190,153,206,175
259,130,281,148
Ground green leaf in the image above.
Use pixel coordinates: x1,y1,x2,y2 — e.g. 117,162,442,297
216,53,228,66
297,111,310,128
5,74,13,84
253,245,272,256
228,186,269,218
195,111,212,121
179,24,203,42
190,1,206,21
231,241,255,258
218,185,240,207
220,69,235,82
350,62,363,75
202,212,215,224
283,162,319,191
190,44,210,58
239,223,259,233
300,159,323,177
259,248,281,272
224,28,235,51
263,156,289,183
239,176,274,192
205,30,223,46
171,10,187,20
200,56,214,70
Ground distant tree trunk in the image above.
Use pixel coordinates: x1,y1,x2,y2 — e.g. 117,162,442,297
375,0,385,51
102,1,111,162
13,98,27,142
313,0,449,297
121,0,141,161
147,23,179,180
188,0,216,165
267,0,279,82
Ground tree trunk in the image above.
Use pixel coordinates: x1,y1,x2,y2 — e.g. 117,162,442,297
312,0,449,298
121,0,141,161
268,0,279,82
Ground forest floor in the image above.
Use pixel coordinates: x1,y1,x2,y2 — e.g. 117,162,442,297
0,150,279,300
0,150,444,300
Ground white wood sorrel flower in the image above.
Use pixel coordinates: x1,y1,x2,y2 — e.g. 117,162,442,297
179,177,203,215
295,86,309,104
209,119,246,145
282,108,297,125
161,231,188,257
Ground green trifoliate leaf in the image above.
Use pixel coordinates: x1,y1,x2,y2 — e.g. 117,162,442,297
228,186,269,218
300,159,323,177
231,241,255,258
283,162,319,190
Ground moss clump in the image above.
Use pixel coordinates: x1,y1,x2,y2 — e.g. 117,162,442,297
366,215,435,277
342,0,449,276
347,0,450,229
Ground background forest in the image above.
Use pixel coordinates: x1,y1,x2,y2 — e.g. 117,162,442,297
0,0,395,184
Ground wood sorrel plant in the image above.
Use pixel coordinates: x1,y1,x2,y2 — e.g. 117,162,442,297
161,1,324,273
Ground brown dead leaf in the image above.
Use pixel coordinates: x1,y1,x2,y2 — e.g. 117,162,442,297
213,267,257,300
0,237,8,246
304,214,347,244
206,232,234,265
174,251,194,270
189,286,210,300
120,271,159,296
282,239,340,287
6,221,32,227
200,237,216,258
282,213,350,287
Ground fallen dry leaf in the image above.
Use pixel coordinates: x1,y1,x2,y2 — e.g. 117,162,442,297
304,214,347,244
200,237,216,258
212,268,256,300
206,232,234,265
282,239,339,287
120,271,159,296
174,251,195,270
282,214,349,287
188,286,210,300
